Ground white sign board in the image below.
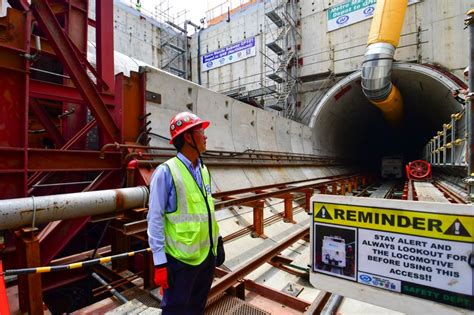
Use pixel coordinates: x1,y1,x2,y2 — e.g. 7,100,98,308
201,37,256,72
327,0,421,32
310,195,474,312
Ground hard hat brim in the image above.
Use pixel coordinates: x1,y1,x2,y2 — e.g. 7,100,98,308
169,120,210,144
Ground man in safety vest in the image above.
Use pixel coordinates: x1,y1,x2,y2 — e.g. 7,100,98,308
147,112,225,314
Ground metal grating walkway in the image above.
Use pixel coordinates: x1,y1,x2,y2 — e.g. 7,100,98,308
206,294,270,315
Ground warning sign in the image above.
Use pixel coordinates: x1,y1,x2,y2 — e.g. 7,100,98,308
359,229,473,308
310,195,474,311
313,202,473,242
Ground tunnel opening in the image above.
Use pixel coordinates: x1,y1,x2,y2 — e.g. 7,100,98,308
311,63,465,176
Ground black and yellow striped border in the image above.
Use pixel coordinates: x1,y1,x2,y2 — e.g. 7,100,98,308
2,248,151,276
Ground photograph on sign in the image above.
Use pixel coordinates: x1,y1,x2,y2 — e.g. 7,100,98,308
313,222,357,281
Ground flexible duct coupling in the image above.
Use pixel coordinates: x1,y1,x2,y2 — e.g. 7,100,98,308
361,42,395,101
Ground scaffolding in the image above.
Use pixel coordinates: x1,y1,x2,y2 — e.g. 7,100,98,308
118,0,190,78
160,21,188,78
262,0,299,119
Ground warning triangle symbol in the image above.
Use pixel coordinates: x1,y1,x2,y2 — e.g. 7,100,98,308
315,206,333,220
444,219,471,237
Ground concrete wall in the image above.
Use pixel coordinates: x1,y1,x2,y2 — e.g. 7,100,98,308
88,0,162,68
190,0,473,116
189,2,266,94
144,67,348,192
299,0,472,77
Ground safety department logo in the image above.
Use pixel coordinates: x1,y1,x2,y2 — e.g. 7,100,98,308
359,274,372,283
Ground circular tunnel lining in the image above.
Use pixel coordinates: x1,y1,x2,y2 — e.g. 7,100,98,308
310,63,465,169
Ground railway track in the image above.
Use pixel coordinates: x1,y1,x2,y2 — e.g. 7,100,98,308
57,177,467,314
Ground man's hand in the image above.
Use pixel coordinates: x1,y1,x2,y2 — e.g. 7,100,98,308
216,236,225,267
154,265,169,289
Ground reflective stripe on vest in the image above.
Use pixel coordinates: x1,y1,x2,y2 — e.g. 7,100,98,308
164,157,219,265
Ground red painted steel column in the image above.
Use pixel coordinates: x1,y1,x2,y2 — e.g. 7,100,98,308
31,0,120,141
15,229,43,315
252,201,265,238
0,260,10,315
283,194,295,223
318,185,327,194
340,181,346,195
0,7,31,198
304,188,313,212
347,180,352,193
96,0,115,92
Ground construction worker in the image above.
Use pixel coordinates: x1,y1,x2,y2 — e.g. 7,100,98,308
147,111,225,314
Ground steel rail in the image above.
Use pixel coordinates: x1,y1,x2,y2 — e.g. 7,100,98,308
213,173,356,198
128,152,341,164
208,226,309,300
214,175,361,209
118,175,361,235
432,180,467,204
136,159,340,168
100,142,343,161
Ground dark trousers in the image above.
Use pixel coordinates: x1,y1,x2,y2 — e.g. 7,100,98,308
161,251,216,315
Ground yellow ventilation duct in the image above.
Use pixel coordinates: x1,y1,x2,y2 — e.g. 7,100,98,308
361,0,408,127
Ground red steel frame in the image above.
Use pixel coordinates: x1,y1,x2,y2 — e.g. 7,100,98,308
0,1,145,311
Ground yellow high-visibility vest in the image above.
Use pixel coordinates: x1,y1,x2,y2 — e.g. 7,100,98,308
163,157,219,265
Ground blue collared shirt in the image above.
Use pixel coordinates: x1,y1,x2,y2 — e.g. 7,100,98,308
147,152,207,265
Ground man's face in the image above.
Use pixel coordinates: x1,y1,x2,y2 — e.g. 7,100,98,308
190,127,207,154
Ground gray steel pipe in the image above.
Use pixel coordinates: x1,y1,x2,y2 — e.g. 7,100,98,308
0,187,149,231
361,42,395,101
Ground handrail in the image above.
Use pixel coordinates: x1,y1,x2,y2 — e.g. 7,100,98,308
423,110,467,167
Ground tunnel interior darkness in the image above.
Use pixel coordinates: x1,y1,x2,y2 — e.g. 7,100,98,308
311,63,465,172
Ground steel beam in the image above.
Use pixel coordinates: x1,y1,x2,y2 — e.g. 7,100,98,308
30,0,120,141
28,149,121,171
96,0,115,92
39,218,90,265
15,229,43,315
30,99,65,146
30,80,116,105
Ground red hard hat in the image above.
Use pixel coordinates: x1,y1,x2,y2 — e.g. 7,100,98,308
169,112,210,144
